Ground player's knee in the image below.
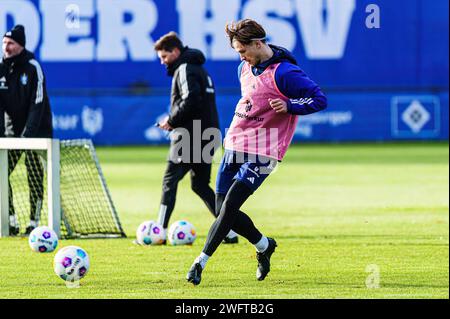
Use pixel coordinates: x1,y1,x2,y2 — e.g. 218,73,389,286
162,180,177,193
162,174,181,191
218,197,240,218
218,181,253,217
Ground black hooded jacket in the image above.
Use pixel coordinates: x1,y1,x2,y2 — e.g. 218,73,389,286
166,47,220,163
0,49,52,138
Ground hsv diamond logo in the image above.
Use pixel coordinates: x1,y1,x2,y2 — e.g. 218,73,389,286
401,100,430,133
245,100,253,113
391,96,440,138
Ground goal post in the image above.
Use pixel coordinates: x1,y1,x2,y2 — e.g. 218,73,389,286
0,138,126,239
0,138,60,237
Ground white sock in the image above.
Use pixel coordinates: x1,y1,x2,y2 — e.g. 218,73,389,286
29,220,38,228
195,252,210,269
254,236,269,253
157,204,167,226
226,229,238,239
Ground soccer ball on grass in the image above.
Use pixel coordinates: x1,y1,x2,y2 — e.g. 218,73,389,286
28,226,58,253
54,246,90,282
168,220,196,245
136,220,166,245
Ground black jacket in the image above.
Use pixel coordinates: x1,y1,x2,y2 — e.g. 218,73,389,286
166,47,220,163
0,49,53,138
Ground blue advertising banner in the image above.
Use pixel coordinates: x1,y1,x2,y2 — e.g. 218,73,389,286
51,93,449,144
1,1,448,144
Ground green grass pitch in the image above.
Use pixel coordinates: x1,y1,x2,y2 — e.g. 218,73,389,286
0,142,448,298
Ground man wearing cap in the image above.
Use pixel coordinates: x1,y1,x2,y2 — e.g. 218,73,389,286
0,25,53,235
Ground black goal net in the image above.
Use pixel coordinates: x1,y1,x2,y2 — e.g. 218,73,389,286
7,139,126,238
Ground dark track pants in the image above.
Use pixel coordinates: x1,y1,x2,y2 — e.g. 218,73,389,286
159,161,216,228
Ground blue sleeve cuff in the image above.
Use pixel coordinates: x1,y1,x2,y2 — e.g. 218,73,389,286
286,100,293,114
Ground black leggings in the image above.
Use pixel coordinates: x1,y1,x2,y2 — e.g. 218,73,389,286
203,180,263,256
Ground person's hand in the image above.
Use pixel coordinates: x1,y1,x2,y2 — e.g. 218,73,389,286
268,98,288,113
158,116,173,131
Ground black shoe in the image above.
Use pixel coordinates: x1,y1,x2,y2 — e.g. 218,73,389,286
186,262,203,286
9,226,20,236
223,236,238,244
25,226,35,235
256,237,277,281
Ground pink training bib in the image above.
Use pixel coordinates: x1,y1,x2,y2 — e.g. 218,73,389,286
224,62,299,161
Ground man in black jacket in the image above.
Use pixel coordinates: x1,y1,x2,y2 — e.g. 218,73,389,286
151,32,238,244
0,25,53,235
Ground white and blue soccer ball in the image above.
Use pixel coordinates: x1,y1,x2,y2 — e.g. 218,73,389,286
136,220,166,245
168,220,196,245
53,246,90,282
28,226,58,253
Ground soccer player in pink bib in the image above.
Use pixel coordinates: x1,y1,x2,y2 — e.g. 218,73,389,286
187,19,328,285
